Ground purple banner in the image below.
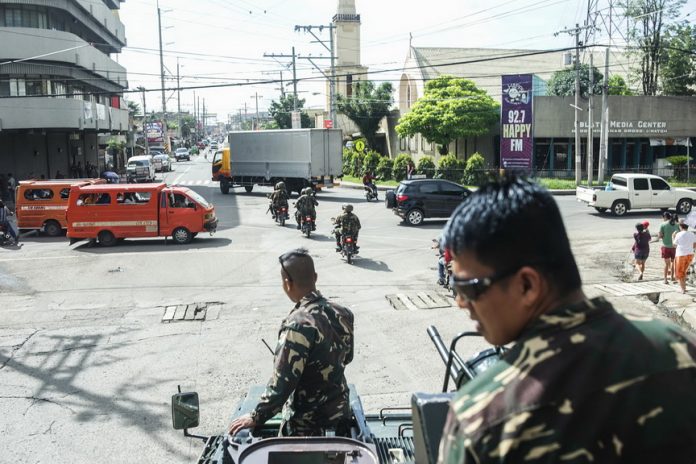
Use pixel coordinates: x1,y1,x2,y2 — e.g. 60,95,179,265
501,74,533,170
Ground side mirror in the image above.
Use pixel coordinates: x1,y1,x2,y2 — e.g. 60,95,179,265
171,392,200,430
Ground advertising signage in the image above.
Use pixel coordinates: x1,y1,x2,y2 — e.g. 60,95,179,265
500,74,534,171
145,121,164,143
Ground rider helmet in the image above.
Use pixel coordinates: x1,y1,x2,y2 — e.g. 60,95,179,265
342,204,354,213
276,181,286,190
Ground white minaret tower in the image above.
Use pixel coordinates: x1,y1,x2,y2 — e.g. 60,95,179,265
330,0,368,106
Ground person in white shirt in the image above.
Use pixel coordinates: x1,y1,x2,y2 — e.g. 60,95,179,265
672,222,696,293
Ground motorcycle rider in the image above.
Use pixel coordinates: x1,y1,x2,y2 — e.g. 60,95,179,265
269,181,289,219
334,204,361,252
362,171,377,198
0,199,18,244
295,187,318,230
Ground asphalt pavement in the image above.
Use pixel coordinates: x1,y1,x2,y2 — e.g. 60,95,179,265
0,150,693,463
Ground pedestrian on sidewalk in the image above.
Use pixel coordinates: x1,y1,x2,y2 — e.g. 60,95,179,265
673,222,696,294
632,222,650,280
658,212,679,283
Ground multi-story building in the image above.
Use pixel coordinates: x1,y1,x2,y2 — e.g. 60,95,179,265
0,0,129,179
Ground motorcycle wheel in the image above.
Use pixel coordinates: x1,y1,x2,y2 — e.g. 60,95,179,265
280,217,285,226
346,253,352,264
305,227,311,238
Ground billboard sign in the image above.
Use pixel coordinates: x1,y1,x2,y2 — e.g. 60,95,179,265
145,121,164,143
500,74,533,171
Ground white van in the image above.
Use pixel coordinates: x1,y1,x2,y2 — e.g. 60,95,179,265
126,156,156,183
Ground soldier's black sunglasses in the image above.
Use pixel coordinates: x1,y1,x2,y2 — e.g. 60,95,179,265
451,266,523,302
279,257,293,282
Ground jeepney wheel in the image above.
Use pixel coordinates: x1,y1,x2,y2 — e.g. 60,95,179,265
172,227,192,244
98,230,117,247
44,220,62,237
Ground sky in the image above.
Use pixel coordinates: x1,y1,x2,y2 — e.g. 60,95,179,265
115,0,696,124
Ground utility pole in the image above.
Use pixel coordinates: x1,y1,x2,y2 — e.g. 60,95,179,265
295,25,336,125
202,98,206,137
141,88,149,157
176,57,181,141
263,47,298,109
253,92,262,130
574,23,582,186
598,1,613,184
587,53,594,186
238,109,243,130
157,0,166,116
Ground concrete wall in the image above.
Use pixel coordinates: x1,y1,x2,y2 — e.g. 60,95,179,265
0,130,101,180
0,97,128,131
0,28,127,86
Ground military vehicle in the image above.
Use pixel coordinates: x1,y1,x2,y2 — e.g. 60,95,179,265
171,326,505,464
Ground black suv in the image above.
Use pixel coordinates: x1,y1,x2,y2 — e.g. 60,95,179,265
385,179,471,225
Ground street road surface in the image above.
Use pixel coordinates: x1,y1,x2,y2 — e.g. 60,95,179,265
0,152,674,463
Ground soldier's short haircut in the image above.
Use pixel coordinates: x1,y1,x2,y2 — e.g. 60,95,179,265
442,174,581,295
279,248,316,288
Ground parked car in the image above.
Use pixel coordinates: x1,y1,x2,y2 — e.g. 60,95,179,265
385,179,471,226
576,173,696,216
153,153,172,172
175,148,191,161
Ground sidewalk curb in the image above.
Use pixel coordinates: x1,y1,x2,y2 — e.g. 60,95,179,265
336,181,577,196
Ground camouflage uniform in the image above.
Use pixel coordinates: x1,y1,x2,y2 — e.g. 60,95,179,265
334,211,361,246
438,297,696,463
253,291,354,436
295,193,318,225
269,189,289,217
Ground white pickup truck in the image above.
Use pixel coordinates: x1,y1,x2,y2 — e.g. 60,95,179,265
576,173,696,216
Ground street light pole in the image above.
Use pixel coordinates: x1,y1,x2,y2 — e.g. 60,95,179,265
157,0,166,116
574,24,582,186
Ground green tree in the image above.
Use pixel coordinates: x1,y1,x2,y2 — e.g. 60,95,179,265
126,100,140,118
376,157,393,180
362,150,381,175
336,81,393,151
621,0,686,95
547,65,604,98
268,94,313,129
660,23,696,95
608,75,634,95
342,148,354,176
392,153,413,181
396,76,499,155
417,156,436,178
436,154,465,182
462,153,487,186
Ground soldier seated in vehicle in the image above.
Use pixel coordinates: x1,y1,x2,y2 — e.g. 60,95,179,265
228,248,354,437
295,187,318,230
334,203,361,252
438,174,696,464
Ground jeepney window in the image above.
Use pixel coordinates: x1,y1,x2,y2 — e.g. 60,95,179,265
169,193,194,208
119,191,152,204
24,188,54,200
60,188,70,199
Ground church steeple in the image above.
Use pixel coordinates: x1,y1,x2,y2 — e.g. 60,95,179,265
335,0,357,17
333,0,362,68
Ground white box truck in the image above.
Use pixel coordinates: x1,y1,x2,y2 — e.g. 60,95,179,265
212,129,343,195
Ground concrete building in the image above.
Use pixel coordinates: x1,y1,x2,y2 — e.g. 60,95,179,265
393,46,638,168
0,0,129,180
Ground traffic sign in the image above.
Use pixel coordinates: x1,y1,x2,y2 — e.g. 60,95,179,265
323,119,333,129
355,140,365,152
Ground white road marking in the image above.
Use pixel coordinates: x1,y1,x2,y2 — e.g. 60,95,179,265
172,166,192,185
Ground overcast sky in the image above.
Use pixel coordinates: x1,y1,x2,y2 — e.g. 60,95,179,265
116,0,696,124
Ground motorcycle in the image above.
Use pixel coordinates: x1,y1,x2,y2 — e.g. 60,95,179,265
273,205,288,226
340,234,357,264
364,184,378,202
0,223,14,246
300,215,315,238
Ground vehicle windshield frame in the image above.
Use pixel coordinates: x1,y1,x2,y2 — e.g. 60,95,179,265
184,190,211,209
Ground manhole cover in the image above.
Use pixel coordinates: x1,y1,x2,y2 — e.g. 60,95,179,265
386,292,452,310
162,302,212,322
592,282,693,297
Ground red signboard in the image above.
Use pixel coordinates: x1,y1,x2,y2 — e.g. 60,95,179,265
323,120,333,129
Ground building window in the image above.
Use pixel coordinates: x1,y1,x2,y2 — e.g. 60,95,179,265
0,80,9,97
52,81,66,98
10,78,25,96
25,78,44,96
346,74,353,98
0,6,47,29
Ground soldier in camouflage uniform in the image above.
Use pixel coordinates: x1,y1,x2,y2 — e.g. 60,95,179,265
228,248,354,437
334,203,361,252
295,187,318,230
438,175,696,463
269,181,289,219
